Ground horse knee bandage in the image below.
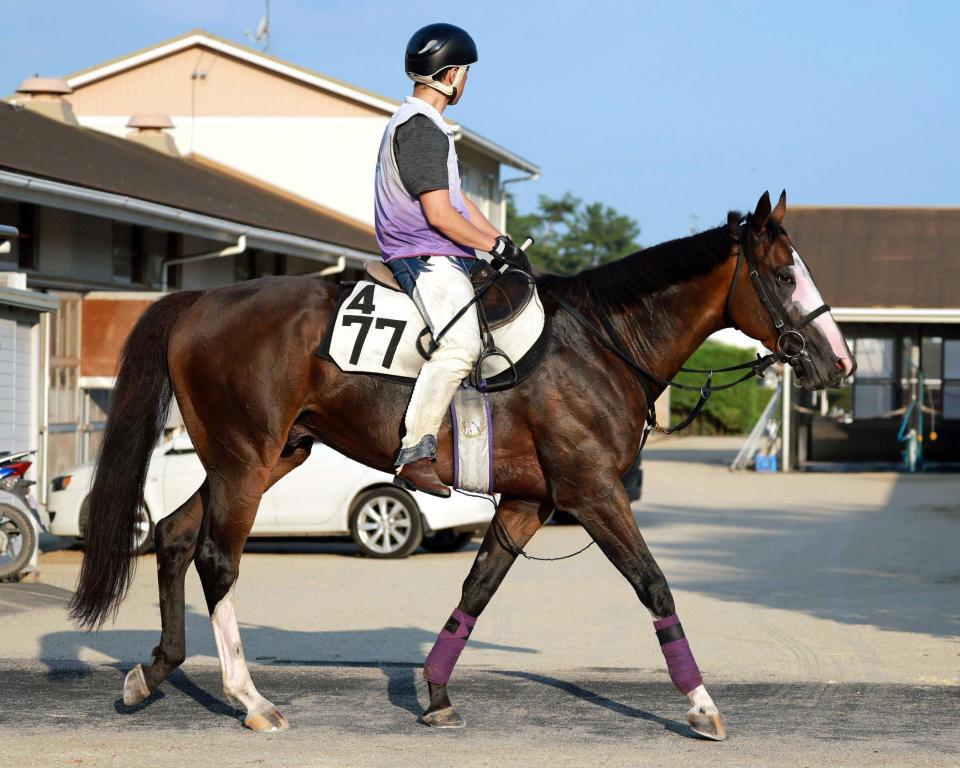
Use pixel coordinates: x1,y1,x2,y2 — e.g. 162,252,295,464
653,615,704,694
423,608,477,685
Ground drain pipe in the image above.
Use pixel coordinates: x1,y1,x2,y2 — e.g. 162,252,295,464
161,235,247,290
499,171,541,233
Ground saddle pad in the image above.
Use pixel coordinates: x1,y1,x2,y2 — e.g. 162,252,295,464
451,386,493,494
318,281,545,382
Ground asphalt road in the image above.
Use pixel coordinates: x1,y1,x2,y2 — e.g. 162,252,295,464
1,436,958,767
2,663,958,768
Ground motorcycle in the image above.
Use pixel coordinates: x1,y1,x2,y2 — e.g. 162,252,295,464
0,450,46,582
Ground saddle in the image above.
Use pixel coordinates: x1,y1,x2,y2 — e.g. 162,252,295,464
365,260,536,330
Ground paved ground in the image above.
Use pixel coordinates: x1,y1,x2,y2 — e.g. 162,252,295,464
1,436,958,766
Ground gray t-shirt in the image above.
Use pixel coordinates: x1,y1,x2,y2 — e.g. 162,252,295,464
393,114,450,197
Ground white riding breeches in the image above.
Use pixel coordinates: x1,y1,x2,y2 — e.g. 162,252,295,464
391,256,482,459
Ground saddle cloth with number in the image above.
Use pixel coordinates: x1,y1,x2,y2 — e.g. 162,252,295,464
315,277,548,386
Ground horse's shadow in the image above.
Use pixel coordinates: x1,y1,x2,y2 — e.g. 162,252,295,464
41,612,532,721
40,614,690,736
494,670,692,738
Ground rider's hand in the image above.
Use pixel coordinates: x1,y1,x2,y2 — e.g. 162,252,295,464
489,236,531,272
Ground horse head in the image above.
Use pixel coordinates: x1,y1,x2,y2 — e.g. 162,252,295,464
728,190,856,390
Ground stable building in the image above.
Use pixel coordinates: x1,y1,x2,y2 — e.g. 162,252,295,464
782,206,960,469
0,95,378,500
38,29,540,231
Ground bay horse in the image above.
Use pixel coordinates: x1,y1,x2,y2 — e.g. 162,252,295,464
69,191,854,740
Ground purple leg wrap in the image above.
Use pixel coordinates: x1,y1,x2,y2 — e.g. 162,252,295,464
653,614,704,694
423,608,477,685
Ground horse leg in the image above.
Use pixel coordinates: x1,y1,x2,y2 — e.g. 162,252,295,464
190,468,284,731
193,446,310,732
122,484,206,705
421,497,551,728
565,478,726,741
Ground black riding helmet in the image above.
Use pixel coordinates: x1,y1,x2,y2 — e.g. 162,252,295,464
405,23,478,78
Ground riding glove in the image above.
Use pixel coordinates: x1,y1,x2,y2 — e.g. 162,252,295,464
489,236,532,273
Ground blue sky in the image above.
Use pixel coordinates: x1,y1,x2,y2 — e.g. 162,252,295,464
2,0,957,245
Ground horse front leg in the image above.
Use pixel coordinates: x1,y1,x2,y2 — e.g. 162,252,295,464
560,475,726,741
421,497,551,728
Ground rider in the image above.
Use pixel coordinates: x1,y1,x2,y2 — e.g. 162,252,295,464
375,23,526,497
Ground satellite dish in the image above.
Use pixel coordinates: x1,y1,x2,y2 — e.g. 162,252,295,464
244,0,271,50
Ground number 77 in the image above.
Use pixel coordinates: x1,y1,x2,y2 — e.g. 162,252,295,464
342,315,407,368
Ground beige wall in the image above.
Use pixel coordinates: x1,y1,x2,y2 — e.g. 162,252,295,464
63,40,508,233
67,46,384,118
458,144,502,229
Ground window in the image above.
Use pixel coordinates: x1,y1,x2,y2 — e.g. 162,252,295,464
852,337,895,418
944,340,960,420
112,223,146,284
165,232,182,289
17,203,38,270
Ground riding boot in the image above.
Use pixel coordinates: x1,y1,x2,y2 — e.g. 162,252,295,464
395,459,451,498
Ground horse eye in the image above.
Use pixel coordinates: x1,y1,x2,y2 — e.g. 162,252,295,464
777,271,794,285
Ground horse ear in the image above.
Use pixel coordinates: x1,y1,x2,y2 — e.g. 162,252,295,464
771,190,787,225
752,191,772,232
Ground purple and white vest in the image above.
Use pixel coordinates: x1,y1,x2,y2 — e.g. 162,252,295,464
374,97,475,263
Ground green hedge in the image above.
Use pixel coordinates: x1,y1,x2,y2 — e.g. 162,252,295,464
669,341,775,435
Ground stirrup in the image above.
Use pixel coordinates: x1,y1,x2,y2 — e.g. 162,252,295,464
471,347,517,393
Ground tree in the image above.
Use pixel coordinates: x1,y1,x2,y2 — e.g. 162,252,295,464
506,192,641,275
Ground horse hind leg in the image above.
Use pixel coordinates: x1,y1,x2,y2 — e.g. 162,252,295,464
123,485,206,706
195,447,311,732
189,468,285,732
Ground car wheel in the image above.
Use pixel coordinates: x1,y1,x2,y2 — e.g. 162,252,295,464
131,504,154,556
80,497,154,556
349,487,423,559
0,503,37,582
421,530,474,553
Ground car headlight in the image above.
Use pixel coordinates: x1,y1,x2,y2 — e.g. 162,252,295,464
51,475,73,492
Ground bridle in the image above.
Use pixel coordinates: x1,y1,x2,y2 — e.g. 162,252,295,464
725,218,831,364
548,216,832,446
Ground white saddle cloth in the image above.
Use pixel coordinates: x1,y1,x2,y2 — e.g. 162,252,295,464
320,280,545,382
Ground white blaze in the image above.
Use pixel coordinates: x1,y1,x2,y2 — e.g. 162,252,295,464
790,249,852,374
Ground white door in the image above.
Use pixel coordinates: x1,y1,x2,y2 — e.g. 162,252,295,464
266,443,364,532
0,314,34,455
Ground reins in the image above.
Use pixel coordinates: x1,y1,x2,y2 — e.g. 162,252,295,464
545,218,829,449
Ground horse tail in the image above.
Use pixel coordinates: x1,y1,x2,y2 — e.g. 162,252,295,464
69,290,202,629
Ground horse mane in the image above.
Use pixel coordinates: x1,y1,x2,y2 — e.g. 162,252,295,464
537,211,744,311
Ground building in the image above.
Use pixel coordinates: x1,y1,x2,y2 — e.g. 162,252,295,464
782,206,960,469
48,30,540,230
0,96,378,498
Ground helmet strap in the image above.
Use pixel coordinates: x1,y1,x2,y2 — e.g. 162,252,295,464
407,66,468,103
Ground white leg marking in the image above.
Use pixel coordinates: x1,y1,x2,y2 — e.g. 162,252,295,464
686,684,719,716
211,593,278,724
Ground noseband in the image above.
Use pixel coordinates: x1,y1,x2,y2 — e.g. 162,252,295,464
724,220,830,363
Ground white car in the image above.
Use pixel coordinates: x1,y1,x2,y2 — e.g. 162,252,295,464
47,435,493,558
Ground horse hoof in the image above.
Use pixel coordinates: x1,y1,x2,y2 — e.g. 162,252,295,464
419,706,465,729
244,707,289,733
687,709,726,741
122,664,151,706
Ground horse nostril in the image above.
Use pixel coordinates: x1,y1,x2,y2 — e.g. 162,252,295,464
835,357,853,375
